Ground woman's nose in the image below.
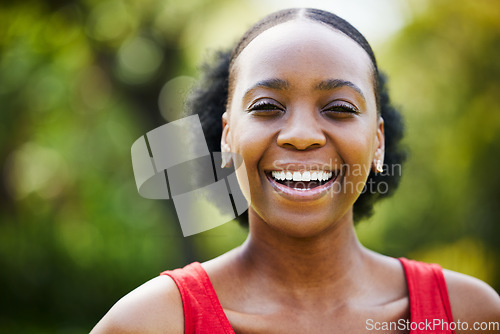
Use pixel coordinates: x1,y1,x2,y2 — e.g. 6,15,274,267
276,111,327,150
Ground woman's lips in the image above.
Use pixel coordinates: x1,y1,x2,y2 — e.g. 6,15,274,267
265,171,340,202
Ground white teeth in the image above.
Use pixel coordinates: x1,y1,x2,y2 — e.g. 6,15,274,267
271,170,335,183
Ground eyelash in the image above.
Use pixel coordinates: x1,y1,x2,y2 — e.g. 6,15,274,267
322,102,359,115
246,101,284,115
246,101,359,116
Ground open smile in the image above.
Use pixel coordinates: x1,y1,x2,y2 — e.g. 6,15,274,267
265,169,340,201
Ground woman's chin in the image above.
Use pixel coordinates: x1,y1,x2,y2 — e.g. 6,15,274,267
250,208,351,239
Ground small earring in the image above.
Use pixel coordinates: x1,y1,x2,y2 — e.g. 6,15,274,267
221,144,233,168
375,160,383,174
221,153,229,168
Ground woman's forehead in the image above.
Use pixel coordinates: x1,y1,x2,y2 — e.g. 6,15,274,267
231,19,374,95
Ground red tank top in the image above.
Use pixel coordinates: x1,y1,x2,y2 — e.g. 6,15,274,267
160,257,455,334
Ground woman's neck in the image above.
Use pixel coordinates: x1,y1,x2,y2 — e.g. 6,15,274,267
235,209,371,305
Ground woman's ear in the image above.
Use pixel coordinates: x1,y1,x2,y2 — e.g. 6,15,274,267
221,112,231,149
373,117,385,173
220,112,232,168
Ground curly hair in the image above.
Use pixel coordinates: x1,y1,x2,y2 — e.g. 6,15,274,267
186,8,406,223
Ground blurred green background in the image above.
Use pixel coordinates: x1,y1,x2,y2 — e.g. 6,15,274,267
0,0,499,332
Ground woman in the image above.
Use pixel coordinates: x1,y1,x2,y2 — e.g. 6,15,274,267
92,8,500,333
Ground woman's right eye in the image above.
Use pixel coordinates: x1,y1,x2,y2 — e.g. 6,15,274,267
246,102,284,116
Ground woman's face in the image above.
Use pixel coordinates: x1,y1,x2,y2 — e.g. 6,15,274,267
222,19,384,237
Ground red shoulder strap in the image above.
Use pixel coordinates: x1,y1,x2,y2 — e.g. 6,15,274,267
399,258,455,333
161,262,235,334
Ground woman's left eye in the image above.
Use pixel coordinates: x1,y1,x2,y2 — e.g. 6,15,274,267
322,102,359,117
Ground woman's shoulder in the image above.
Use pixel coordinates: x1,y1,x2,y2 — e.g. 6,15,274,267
90,275,184,334
443,269,500,334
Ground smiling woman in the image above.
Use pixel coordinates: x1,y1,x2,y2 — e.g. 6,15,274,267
91,8,500,334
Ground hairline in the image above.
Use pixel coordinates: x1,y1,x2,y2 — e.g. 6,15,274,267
227,16,379,113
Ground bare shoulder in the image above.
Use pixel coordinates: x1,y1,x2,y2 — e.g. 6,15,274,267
444,269,500,334
90,275,184,334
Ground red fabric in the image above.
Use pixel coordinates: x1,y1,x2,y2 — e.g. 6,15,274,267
161,259,454,333
399,257,455,333
161,262,235,334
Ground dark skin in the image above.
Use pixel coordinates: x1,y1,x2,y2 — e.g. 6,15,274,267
91,20,500,334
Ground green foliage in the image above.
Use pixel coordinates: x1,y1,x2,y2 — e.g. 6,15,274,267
0,0,249,332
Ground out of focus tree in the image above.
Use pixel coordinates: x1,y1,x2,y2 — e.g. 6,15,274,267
0,0,254,332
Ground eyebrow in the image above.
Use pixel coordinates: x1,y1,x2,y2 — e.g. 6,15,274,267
315,79,365,100
244,78,290,97
243,78,365,101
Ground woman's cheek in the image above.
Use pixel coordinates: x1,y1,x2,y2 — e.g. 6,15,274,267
335,125,375,194
231,124,270,200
